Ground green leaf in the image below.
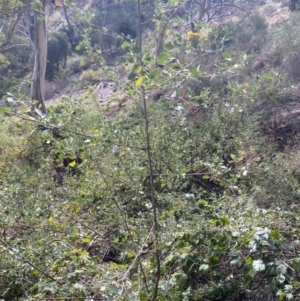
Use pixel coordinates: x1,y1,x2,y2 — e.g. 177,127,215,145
128,71,137,80
202,175,210,180
163,42,175,51
0,107,8,114
39,283,56,293
197,199,209,207
129,261,139,276
21,105,29,113
224,31,233,40
246,268,257,279
122,42,131,51
73,283,85,290
185,193,195,201
222,53,232,61
182,167,190,173
150,69,161,78
173,40,182,47
127,252,135,259
277,273,286,284
199,264,209,272
220,216,230,226
189,66,198,75
209,256,219,265
172,271,187,287
277,292,285,301
37,14,45,21
135,65,142,74
269,92,276,101
230,257,242,266
132,44,141,54
270,229,280,240
253,259,265,271
157,53,171,65
143,52,153,62
245,257,253,266
291,258,300,271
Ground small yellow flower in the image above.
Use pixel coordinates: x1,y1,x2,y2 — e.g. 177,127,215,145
187,31,200,47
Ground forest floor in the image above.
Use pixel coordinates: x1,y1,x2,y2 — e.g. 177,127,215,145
45,79,116,106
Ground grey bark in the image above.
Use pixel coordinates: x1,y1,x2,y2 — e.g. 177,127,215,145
30,0,47,115
154,23,167,68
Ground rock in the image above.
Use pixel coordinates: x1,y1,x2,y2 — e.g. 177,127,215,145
0,100,7,107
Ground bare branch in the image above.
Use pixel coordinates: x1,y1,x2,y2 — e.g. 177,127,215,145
0,237,63,285
0,7,26,51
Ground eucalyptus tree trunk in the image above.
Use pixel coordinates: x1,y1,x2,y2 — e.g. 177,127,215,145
154,23,167,67
30,0,47,115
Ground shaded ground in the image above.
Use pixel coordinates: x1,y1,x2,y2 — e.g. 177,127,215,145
260,85,300,149
45,78,116,107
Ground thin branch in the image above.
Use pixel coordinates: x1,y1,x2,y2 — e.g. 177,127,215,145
23,296,103,301
94,158,131,233
118,223,155,282
151,172,209,176
2,43,30,49
0,237,62,285
139,258,149,291
1,222,108,241
48,239,73,248
219,2,250,15
0,8,26,51
89,23,121,40
141,44,161,301
130,0,162,299
11,112,151,151
58,209,104,238
158,51,207,88
141,3,186,26
10,113,93,138
56,0,75,13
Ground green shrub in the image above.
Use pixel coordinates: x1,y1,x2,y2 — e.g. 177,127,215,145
79,69,101,85
226,12,268,54
46,32,70,80
263,13,300,83
1,95,300,300
3,4,300,300
67,54,91,74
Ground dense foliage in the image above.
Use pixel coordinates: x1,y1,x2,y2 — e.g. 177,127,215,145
1,0,300,300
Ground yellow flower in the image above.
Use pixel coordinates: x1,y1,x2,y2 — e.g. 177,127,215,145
187,31,200,47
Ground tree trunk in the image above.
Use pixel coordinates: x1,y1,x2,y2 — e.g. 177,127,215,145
62,4,72,29
154,23,167,68
30,0,47,115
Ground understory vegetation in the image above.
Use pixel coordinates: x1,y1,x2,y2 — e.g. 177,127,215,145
2,0,300,300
